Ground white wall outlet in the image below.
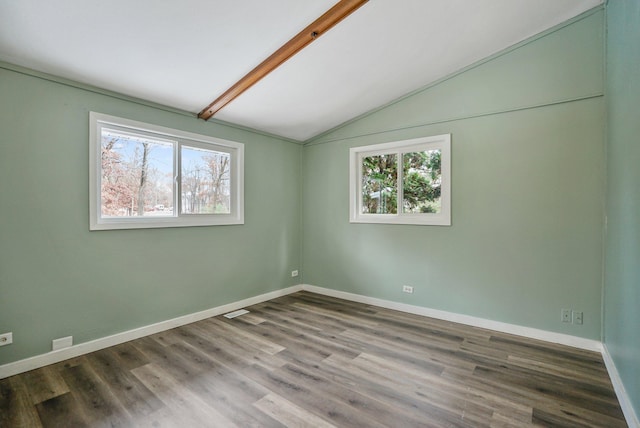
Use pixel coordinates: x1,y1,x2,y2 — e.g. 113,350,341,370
0,332,13,346
402,285,414,294
52,336,73,351
291,270,299,277
561,309,571,323
572,311,583,325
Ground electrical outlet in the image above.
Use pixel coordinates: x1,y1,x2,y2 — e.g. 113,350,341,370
291,270,299,277
572,311,583,325
0,332,13,346
402,285,414,294
52,336,73,351
561,309,571,323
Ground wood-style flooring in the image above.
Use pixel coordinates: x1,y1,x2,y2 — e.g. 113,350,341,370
0,291,627,427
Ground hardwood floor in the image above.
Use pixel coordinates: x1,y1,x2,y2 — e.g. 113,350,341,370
0,291,627,427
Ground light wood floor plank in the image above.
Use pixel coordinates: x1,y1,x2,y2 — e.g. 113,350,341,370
131,363,239,428
85,348,164,419
253,393,337,428
59,361,134,427
206,317,286,355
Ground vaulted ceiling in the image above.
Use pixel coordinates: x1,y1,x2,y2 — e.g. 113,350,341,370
0,0,601,142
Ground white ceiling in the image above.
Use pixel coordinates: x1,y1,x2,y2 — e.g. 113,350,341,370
0,0,601,142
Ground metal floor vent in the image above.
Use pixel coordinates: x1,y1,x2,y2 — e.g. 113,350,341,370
223,309,249,319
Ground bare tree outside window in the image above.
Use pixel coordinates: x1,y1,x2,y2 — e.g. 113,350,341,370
100,130,174,217
91,112,244,230
181,146,230,214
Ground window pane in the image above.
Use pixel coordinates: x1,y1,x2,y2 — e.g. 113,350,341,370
402,150,442,213
181,146,231,214
361,154,397,214
100,129,174,217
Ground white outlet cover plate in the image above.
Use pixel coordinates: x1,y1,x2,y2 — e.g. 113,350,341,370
0,332,13,346
52,336,73,351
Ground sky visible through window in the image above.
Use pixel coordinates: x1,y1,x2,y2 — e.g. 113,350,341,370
181,145,231,214
101,129,231,217
100,129,174,217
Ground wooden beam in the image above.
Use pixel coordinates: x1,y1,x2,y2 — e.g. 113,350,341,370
198,0,369,121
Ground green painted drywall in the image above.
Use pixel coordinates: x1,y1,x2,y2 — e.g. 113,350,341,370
302,11,605,340
313,9,604,145
604,0,640,418
0,7,612,371
0,67,302,365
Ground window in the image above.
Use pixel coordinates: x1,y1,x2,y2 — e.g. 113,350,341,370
90,112,243,230
349,134,451,225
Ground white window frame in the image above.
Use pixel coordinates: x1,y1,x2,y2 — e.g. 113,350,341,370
90,112,244,230
349,134,451,226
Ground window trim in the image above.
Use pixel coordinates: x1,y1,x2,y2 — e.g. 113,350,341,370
349,134,451,226
90,112,244,230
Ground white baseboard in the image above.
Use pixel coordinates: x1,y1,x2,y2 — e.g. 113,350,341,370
602,345,640,428
0,285,303,379
2,283,635,428
300,284,602,352
2,282,600,381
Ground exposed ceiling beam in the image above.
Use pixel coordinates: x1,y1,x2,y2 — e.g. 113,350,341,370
198,0,369,121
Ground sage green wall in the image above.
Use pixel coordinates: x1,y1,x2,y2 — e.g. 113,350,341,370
302,9,605,340
0,7,613,371
0,66,301,365
604,0,640,417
